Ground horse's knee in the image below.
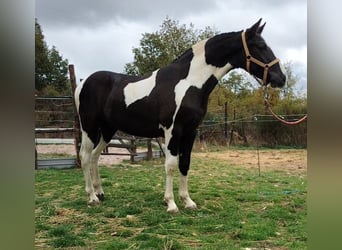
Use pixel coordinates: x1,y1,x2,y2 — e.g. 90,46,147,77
165,153,177,174
179,166,189,176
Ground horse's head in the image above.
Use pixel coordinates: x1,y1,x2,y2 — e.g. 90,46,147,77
241,19,286,88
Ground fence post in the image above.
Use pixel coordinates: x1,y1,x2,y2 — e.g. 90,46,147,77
35,146,38,170
147,139,153,160
130,138,136,163
229,108,236,145
224,102,228,139
69,64,81,168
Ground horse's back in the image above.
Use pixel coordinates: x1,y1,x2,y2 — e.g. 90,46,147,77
77,70,143,108
80,71,140,96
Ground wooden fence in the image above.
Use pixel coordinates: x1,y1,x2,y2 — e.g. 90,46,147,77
35,65,164,169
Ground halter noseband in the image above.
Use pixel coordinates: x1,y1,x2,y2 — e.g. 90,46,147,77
241,31,280,85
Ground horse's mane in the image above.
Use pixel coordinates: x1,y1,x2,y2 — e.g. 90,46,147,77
171,32,240,64
171,47,194,64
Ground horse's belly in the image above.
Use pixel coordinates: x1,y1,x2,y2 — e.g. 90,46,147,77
120,123,164,138
116,113,164,138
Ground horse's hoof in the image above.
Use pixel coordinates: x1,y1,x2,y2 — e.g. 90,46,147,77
88,200,100,206
88,197,100,206
167,206,179,214
96,193,105,201
181,197,197,210
185,203,197,210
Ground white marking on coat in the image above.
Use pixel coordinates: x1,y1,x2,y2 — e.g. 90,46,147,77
79,131,99,203
170,39,232,131
163,128,179,213
179,175,197,209
123,70,158,107
74,79,86,114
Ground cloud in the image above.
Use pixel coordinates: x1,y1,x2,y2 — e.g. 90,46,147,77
36,0,306,88
36,0,216,28
42,20,150,79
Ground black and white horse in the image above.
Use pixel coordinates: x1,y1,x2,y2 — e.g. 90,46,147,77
75,19,286,213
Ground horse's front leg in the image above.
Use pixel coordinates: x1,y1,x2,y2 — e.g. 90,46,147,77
179,175,197,209
179,130,197,209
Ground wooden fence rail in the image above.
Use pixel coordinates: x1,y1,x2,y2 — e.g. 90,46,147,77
35,132,164,169
35,65,164,170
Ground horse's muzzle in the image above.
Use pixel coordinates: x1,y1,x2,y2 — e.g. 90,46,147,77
269,72,286,88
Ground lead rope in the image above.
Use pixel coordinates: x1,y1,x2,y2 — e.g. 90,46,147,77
256,78,308,125
263,97,308,125
255,85,307,176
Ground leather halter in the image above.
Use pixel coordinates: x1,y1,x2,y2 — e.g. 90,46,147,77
241,31,280,85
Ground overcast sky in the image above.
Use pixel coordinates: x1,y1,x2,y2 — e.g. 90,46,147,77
36,0,307,94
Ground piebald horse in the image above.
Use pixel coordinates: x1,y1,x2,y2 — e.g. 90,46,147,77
75,19,286,213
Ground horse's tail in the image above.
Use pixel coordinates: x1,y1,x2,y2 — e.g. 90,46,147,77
74,79,86,115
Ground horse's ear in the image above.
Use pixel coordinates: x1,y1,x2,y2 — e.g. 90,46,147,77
246,18,262,36
257,22,266,34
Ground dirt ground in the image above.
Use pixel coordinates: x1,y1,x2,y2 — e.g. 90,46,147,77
36,144,131,166
195,149,307,174
36,144,306,174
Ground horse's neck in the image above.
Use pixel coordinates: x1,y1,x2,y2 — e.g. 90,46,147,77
186,39,233,89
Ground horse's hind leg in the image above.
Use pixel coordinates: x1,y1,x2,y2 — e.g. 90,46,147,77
79,132,100,204
89,136,108,201
163,128,180,213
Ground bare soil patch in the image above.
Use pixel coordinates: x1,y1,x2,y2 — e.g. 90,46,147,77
36,144,131,166
37,144,306,174
195,149,307,174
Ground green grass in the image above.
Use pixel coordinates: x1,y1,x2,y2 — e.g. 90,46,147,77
35,151,307,249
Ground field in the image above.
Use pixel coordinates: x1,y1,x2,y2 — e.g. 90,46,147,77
35,148,307,249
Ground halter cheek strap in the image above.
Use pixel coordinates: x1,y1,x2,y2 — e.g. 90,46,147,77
242,32,307,125
241,31,280,85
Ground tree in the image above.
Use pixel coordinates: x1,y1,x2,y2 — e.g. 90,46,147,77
279,61,298,99
35,19,50,91
124,17,218,76
35,19,69,95
46,46,69,92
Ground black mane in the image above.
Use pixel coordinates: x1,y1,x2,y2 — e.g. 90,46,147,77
172,47,194,64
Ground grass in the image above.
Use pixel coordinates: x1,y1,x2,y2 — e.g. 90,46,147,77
35,151,307,249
